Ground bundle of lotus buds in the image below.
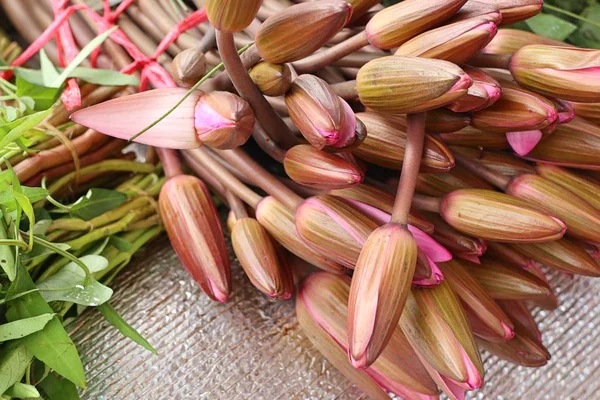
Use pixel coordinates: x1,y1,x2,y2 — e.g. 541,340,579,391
45,0,600,397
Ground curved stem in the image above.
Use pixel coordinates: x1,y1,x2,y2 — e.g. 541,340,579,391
156,148,183,179
215,148,303,211
332,51,381,68
292,31,369,74
181,150,227,197
391,113,426,225
197,27,216,53
412,194,442,213
453,150,511,191
203,44,262,91
252,123,287,163
225,190,248,219
468,53,511,70
216,31,294,149
331,80,359,100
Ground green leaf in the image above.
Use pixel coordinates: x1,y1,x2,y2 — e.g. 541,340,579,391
11,190,34,249
0,342,32,395
20,187,49,204
6,265,86,388
109,236,133,252
4,106,18,122
0,108,52,150
52,26,119,88
38,372,80,400
36,255,112,306
69,188,128,221
98,303,157,354
0,313,55,342
14,76,60,110
39,50,61,88
4,382,40,398
0,219,15,281
570,5,600,49
526,13,578,40
65,67,138,86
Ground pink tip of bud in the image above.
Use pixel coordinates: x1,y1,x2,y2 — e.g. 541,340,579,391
408,225,453,263
502,321,516,341
413,256,444,288
451,72,473,94
506,130,543,156
458,253,481,264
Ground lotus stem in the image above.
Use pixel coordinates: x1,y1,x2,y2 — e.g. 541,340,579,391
181,150,227,198
292,31,369,73
157,148,184,178
252,123,287,163
412,194,442,213
331,80,359,100
225,190,248,219
453,150,511,190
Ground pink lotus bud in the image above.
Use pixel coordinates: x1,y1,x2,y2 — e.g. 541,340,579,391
71,88,254,150
451,146,535,177
414,250,445,288
424,109,471,134
510,45,600,102
505,130,543,156
286,75,363,150
439,126,510,150
483,28,569,55
159,175,231,302
536,164,600,210
205,0,262,32
447,66,502,113
423,212,487,259
570,101,600,125
417,165,494,197
458,0,543,26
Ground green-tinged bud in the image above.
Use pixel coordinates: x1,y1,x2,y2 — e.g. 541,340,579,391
329,184,436,233
439,126,510,150
440,259,514,342
485,241,532,269
205,0,262,33
231,218,294,300
458,0,543,26
471,79,558,133
395,15,499,64
537,164,600,210
366,0,467,49
451,146,534,177
297,273,440,398
510,45,600,102
170,48,207,88
194,91,255,150
483,28,568,55
479,300,550,367
440,189,567,242
497,300,542,341
399,281,484,389
511,238,600,277
570,101,600,125
284,145,365,189
447,66,502,113
525,117,600,169
357,56,472,113
423,212,487,258
249,61,292,97
256,1,352,64
354,111,455,172
295,195,379,268
507,174,600,243
286,75,364,150
464,259,552,300
347,0,381,24
159,175,231,302
417,165,494,197
425,109,471,134
255,196,346,274
348,224,418,368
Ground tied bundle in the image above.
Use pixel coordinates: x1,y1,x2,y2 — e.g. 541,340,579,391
3,0,600,398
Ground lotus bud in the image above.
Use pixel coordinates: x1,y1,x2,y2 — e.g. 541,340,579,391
348,224,418,368
249,61,292,97
159,175,231,302
329,184,436,233
451,146,534,177
417,165,494,197
399,282,484,389
570,101,600,125
485,241,532,269
483,28,568,55
423,212,487,260
354,111,455,172
439,126,509,150
465,259,552,300
170,48,207,87
255,196,346,274
507,174,600,243
440,259,514,342
510,45,600,102
231,218,294,299
447,66,502,112
424,109,471,134
511,238,600,277
295,195,379,268
537,164,600,210
297,273,440,399
496,300,542,340
226,210,236,234
366,0,468,49
471,79,557,134
414,250,444,288
524,117,600,169
358,56,471,113
346,0,381,24
71,88,254,150
395,15,499,64
284,145,364,189
440,189,567,242
194,91,255,149
286,75,362,150
459,0,542,26
205,0,262,32
256,1,352,64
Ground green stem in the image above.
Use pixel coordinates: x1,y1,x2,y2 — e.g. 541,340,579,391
0,239,28,249
28,234,91,276
129,42,254,142
544,4,600,30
